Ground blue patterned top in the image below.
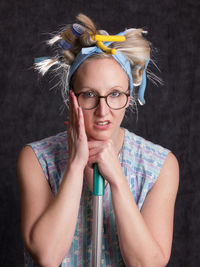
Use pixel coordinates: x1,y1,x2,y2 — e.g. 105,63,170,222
24,128,170,266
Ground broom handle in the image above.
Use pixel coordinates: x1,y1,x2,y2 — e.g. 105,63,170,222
92,164,105,267
93,163,104,196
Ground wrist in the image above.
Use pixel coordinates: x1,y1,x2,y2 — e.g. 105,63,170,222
62,160,85,186
67,157,86,173
110,171,127,192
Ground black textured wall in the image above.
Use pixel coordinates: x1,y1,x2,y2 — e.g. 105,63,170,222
1,0,199,266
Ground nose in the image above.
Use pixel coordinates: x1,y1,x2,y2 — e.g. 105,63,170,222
95,97,110,116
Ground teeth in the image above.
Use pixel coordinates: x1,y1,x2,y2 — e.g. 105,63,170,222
97,122,109,125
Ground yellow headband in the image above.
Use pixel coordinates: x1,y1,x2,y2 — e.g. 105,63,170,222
91,34,126,55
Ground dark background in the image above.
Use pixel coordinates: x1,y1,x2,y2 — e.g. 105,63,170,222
1,0,199,266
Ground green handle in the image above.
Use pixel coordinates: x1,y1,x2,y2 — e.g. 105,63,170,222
93,164,105,196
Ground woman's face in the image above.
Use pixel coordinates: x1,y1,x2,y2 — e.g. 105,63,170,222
73,57,130,141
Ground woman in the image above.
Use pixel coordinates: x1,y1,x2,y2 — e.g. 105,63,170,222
17,14,179,267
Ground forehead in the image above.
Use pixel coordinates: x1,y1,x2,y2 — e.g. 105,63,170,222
73,57,129,91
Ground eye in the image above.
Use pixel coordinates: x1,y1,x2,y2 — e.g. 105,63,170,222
109,91,121,98
82,91,97,98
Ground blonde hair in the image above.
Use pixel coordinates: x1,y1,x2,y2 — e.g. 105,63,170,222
35,13,157,109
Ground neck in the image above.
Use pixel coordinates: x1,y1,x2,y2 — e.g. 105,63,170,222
111,127,125,154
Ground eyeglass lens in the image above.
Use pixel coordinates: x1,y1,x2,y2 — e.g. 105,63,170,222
77,91,129,110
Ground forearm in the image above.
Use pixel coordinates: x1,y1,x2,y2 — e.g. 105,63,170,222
29,160,84,266
110,177,166,267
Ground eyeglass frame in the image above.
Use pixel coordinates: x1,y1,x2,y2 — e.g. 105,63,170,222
74,90,130,110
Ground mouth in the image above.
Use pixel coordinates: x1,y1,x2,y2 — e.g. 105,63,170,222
96,121,110,126
94,120,111,130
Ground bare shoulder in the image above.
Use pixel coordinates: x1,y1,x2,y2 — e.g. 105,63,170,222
17,145,53,247
18,145,45,189
18,145,42,172
140,152,179,263
144,151,179,204
156,152,179,194
17,144,53,199
162,152,179,174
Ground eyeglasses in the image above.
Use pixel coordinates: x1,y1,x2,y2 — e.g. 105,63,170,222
75,90,130,110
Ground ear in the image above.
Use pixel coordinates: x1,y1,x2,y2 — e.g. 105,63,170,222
125,94,131,108
132,65,144,86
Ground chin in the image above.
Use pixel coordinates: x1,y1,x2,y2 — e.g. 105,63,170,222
87,129,113,141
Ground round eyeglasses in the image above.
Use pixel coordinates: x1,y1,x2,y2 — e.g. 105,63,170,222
75,90,130,110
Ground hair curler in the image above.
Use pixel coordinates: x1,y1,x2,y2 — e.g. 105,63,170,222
92,163,105,267
91,34,126,54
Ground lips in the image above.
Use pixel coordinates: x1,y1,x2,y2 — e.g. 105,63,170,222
96,121,109,126
94,120,111,130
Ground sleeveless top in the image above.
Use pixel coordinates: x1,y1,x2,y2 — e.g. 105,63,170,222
24,128,170,267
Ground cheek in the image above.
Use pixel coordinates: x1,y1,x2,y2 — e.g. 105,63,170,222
82,110,92,127
114,109,126,124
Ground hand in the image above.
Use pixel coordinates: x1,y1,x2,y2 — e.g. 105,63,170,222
64,90,89,168
87,138,125,187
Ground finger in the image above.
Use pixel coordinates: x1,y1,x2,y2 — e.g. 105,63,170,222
88,140,105,149
87,154,103,168
69,93,79,137
78,107,86,136
88,147,103,157
70,90,79,115
87,156,97,168
68,93,74,126
87,161,94,169
70,90,81,132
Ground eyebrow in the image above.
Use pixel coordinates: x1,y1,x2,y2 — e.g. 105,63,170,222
75,86,128,94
